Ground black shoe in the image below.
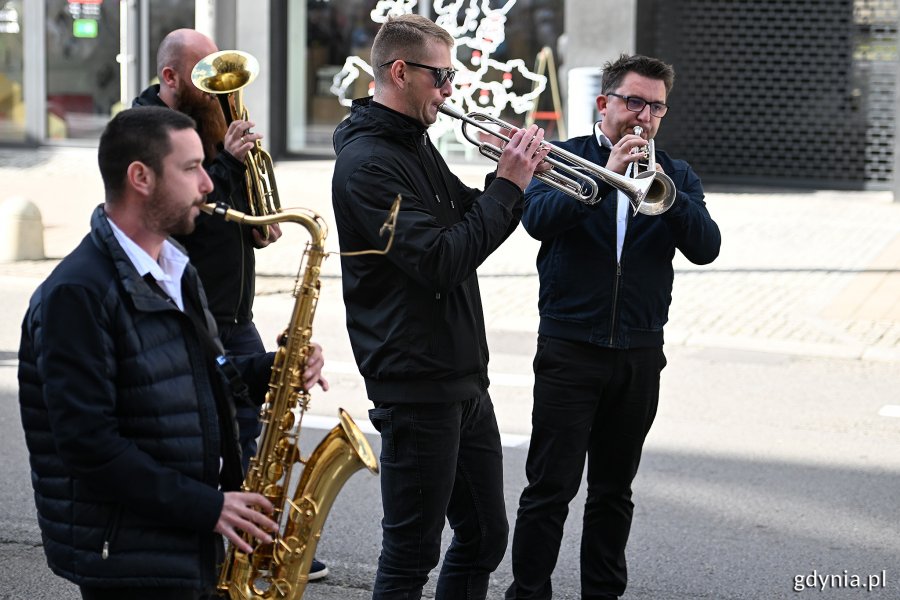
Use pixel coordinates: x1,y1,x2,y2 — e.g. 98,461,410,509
308,557,329,581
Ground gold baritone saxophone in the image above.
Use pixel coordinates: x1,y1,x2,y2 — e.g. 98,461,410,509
200,201,379,600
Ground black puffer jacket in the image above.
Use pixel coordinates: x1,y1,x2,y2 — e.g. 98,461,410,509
17,206,271,589
332,98,523,402
133,84,257,326
523,133,721,348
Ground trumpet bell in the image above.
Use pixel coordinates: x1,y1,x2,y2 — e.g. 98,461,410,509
191,50,259,95
630,126,676,215
190,49,280,235
633,171,676,216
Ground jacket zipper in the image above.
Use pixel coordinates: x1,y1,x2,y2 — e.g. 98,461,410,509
609,262,622,346
101,505,123,559
609,199,630,346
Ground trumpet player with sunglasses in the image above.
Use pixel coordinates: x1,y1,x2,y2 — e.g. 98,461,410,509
505,54,721,600
331,13,550,600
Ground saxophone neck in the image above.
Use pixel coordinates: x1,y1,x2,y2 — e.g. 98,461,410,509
200,202,327,247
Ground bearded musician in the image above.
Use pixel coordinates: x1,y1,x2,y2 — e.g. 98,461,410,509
132,29,330,582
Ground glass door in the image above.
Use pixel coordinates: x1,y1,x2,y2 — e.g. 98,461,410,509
0,0,25,141
44,0,121,140
42,0,194,143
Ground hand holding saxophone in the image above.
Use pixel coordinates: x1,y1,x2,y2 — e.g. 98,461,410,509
495,124,552,191
215,491,278,554
252,222,282,248
223,119,261,162
303,341,330,391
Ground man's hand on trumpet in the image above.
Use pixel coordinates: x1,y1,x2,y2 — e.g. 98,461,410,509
224,118,261,161
496,124,553,191
606,129,650,175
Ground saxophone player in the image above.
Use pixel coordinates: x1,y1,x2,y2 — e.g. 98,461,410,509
132,28,332,580
16,107,327,599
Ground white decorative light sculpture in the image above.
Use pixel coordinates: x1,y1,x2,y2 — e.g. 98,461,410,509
331,0,548,144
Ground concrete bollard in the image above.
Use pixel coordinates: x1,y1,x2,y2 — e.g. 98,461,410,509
0,196,45,262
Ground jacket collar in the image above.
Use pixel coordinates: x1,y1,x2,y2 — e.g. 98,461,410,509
133,83,168,108
89,205,187,313
355,97,427,135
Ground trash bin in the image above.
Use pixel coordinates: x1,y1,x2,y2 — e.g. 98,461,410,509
567,67,603,138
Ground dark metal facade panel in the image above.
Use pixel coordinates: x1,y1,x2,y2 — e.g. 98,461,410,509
636,0,898,189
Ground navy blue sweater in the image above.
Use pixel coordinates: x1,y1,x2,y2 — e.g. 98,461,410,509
523,133,721,348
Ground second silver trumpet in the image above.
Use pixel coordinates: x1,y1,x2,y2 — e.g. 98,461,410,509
438,104,675,215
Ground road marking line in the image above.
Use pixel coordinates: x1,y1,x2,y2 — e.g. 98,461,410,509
300,414,531,448
328,361,533,389
878,404,900,418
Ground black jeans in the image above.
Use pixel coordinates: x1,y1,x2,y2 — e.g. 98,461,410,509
506,337,665,600
217,321,266,475
368,391,508,599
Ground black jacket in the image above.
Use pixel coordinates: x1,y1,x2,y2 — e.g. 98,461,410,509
523,133,721,348
133,84,257,326
332,98,523,402
17,206,271,589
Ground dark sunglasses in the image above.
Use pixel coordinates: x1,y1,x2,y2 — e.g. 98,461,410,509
378,59,458,88
606,92,669,118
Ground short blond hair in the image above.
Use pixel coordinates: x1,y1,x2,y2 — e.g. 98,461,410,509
371,15,454,85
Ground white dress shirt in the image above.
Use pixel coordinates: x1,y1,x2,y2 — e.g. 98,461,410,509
595,122,632,263
107,217,189,311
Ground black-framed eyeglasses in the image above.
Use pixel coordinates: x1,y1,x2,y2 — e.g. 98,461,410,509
606,93,669,118
378,59,458,88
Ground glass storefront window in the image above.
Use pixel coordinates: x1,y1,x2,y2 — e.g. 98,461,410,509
45,0,121,140
145,0,194,87
0,0,25,141
286,0,565,156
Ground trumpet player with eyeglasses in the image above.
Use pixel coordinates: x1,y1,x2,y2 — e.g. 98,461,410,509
132,28,330,581
505,54,721,600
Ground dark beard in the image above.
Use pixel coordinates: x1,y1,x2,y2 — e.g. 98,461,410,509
174,90,228,166
146,187,200,237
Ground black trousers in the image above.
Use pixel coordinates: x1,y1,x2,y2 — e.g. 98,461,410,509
507,336,666,600
368,391,508,599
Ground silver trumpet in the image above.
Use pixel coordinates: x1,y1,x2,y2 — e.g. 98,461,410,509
630,126,676,215
438,103,662,212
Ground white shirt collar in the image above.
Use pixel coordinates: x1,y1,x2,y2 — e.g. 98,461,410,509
595,122,613,150
107,216,189,310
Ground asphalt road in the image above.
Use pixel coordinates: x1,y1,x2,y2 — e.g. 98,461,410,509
2,335,899,599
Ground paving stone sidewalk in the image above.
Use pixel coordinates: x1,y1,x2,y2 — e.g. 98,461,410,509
2,147,899,362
